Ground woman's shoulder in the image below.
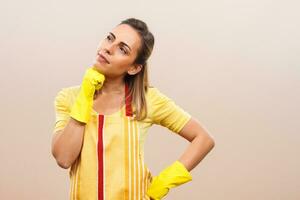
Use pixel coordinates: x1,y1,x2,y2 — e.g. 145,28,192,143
146,86,172,103
55,85,81,101
146,85,162,96
58,85,80,92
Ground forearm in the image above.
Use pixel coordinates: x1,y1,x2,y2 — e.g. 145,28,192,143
52,118,85,169
178,135,215,171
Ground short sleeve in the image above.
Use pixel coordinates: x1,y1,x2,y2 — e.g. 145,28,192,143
53,88,71,134
148,87,192,134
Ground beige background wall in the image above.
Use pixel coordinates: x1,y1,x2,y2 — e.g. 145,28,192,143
1,0,299,199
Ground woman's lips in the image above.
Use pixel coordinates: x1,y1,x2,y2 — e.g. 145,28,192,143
97,53,110,64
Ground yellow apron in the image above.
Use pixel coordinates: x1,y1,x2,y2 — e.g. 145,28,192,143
68,83,152,200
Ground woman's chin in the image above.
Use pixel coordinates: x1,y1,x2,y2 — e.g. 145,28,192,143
92,62,106,74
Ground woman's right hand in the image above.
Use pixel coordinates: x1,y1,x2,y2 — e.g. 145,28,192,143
70,67,105,123
85,66,106,91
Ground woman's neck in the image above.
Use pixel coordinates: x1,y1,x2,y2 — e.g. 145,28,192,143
96,77,125,95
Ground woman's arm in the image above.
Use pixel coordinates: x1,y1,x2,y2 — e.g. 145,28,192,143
146,117,214,199
51,67,105,169
51,118,85,169
177,117,215,171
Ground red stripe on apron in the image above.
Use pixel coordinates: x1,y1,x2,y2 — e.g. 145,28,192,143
97,114,104,200
125,83,133,117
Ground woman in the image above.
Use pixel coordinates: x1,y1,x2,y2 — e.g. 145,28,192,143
51,18,215,200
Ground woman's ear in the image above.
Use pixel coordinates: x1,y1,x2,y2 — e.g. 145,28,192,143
127,64,143,75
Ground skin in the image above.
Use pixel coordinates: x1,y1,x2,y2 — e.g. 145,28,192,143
178,118,215,172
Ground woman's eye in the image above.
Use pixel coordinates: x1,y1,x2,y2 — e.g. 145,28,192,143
120,47,127,54
105,35,127,54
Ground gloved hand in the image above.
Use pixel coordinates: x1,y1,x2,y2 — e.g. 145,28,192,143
146,160,192,200
70,67,105,123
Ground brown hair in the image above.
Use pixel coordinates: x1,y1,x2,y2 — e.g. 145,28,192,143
119,18,155,120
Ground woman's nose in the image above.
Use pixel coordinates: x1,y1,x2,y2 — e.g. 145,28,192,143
104,43,115,55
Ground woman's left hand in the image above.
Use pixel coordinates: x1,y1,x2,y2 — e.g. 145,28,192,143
146,160,193,200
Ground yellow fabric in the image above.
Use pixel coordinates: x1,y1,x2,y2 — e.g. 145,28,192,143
52,85,192,200
146,160,192,200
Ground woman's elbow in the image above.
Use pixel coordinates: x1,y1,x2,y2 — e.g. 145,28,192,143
55,156,72,169
197,134,215,149
52,150,72,169
207,136,216,149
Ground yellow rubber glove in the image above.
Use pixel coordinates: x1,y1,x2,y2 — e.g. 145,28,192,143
70,67,105,123
146,160,192,200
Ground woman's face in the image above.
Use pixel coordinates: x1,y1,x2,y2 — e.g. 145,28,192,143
92,24,142,78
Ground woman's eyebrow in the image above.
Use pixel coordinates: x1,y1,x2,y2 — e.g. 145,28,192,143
109,32,132,51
